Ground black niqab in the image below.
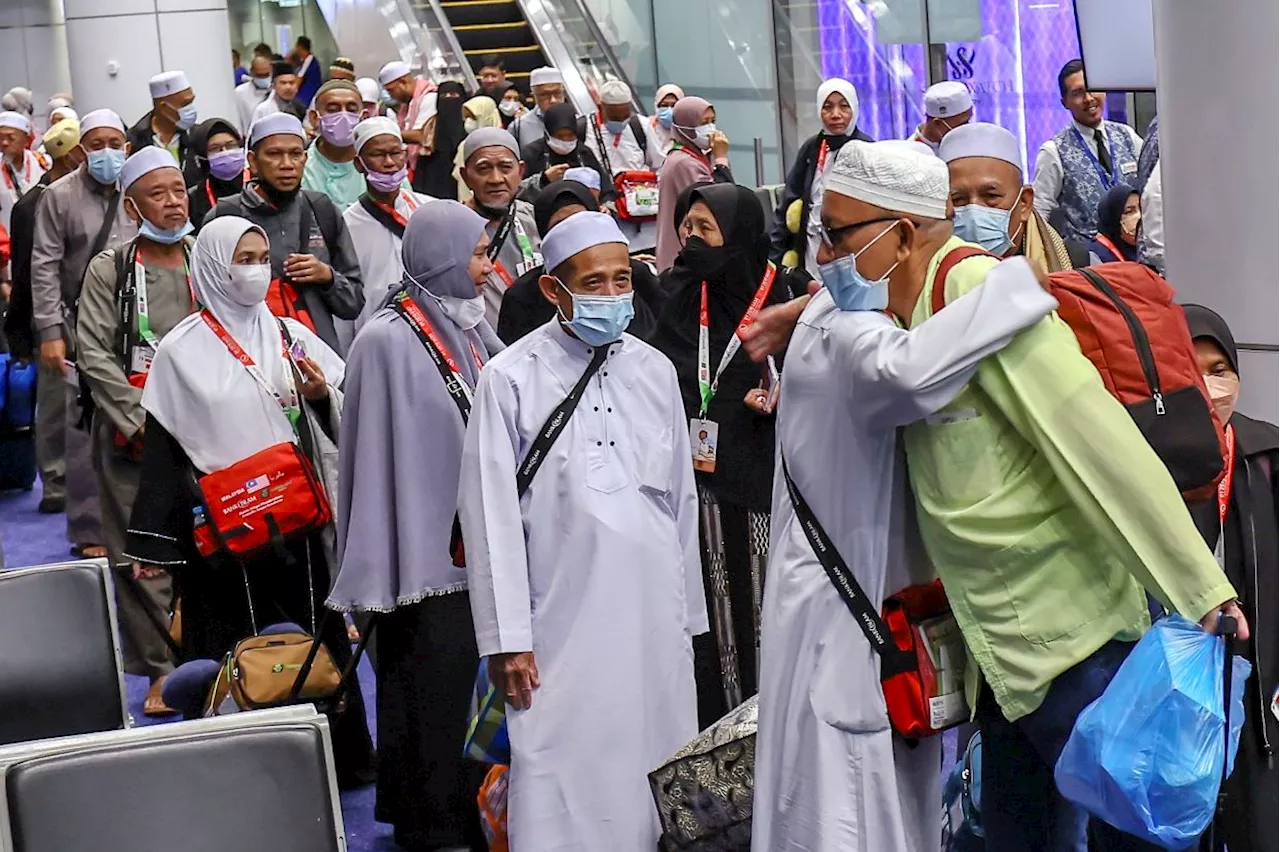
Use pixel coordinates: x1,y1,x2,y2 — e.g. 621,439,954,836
414,80,466,197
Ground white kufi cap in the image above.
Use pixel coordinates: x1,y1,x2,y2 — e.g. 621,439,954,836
0,111,30,134
825,140,950,220
79,108,126,136
541,211,627,272
353,116,402,154
356,77,381,104
248,112,306,148
378,61,412,86
563,167,600,190
939,122,1023,173
924,81,972,118
598,80,631,105
529,67,563,88
121,146,181,191
149,70,191,99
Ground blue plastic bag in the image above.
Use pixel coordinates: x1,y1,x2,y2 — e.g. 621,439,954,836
1055,615,1251,849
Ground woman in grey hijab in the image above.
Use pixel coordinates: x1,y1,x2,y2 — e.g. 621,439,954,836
327,199,499,851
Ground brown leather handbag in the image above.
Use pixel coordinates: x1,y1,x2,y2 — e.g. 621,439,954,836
207,630,343,713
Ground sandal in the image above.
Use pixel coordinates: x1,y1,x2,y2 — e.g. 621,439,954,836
144,677,178,718
71,544,109,559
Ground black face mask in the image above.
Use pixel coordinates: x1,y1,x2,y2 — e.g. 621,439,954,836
474,198,510,220
260,180,301,208
679,235,734,280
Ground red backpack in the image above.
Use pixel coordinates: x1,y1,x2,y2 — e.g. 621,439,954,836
932,250,1227,501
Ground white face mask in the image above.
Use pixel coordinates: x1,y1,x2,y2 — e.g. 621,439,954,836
498,100,521,117
434,293,486,330
464,117,479,134
694,123,717,150
227,263,271,307
546,136,577,156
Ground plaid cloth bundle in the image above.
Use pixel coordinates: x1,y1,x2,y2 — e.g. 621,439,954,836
463,658,510,764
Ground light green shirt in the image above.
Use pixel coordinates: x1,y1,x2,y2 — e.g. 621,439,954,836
904,237,1235,721
301,141,366,211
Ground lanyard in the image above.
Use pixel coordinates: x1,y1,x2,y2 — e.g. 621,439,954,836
1218,425,1236,525
200,310,301,432
2,154,31,195
491,210,535,288
375,191,420,228
390,291,483,421
133,246,192,348
671,141,711,169
816,138,829,173
697,261,778,418
1069,125,1119,190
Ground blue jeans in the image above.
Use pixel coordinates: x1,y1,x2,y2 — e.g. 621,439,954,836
975,640,1169,852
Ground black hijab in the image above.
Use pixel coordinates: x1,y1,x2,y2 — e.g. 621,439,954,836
186,117,243,231
1183,303,1239,373
1095,185,1139,261
651,182,785,511
542,102,579,138
533,179,598,237
414,80,466,197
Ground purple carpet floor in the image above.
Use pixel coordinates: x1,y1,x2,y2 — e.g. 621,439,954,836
0,480,395,850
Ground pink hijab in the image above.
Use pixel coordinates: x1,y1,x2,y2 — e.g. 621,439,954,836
670,96,712,149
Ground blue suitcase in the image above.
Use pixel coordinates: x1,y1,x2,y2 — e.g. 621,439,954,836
0,354,37,491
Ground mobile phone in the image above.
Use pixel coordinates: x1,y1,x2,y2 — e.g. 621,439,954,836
762,356,781,411
289,340,306,364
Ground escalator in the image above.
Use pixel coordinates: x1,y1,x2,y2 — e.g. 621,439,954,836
436,0,549,85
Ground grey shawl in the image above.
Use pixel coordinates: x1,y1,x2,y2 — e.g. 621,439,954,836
327,200,503,611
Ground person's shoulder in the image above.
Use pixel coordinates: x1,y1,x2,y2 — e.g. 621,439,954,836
44,168,79,197
514,198,536,220
620,333,678,378
84,247,120,283
1232,412,1279,457
486,321,553,374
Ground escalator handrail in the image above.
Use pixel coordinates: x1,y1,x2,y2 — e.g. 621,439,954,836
518,0,645,118
552,0,646,116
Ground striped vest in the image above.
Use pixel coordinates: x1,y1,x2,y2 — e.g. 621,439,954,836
1053,122,1139,243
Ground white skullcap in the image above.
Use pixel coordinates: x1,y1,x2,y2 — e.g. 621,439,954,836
1,88,32,115
598,80,631,105
817,77,859,132
353,116,401,154
79,108,126,136
825,140,949,220
939,122,1022,172
50,106,77,123
356,77,381,104
0,111,30,134
149,70,191,99
378,61,412,86
121,146,181,191
462,127,520,162
564,167,600,191
924,81,972,118
529,67,563,88
654,83,684,108
542,211,627,273
47,95,72,111
248,112,306,148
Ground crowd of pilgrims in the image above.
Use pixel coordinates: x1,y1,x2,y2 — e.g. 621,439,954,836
0,45,1273,852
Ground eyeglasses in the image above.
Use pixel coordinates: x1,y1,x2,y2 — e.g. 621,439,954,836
820,216,900,247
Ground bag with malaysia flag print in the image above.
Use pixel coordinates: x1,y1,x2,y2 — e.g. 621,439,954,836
193,440,333,559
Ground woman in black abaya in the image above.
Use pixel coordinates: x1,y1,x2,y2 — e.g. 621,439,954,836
413,80,466,198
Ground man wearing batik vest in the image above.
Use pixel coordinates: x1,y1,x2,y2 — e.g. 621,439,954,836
1032,59,1143,244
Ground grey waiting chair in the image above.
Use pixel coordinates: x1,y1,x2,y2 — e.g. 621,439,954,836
0,560,128,746
0,706,345,852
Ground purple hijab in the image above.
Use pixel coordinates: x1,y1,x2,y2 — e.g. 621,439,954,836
328,200,505,611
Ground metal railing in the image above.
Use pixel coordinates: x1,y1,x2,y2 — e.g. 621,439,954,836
519,0,646,117
383,0,478,89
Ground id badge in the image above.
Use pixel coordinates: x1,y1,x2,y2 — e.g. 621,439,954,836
131,344,155,376
516,258,537,277
690,418,719,473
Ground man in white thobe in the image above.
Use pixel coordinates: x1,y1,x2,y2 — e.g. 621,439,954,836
581,79,665,252
752,140,1057,851
460,211,707,851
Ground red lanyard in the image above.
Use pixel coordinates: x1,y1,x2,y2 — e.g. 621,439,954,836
396,292,483,373
492,260,514,288
1094,233,1125,262
1217,425,1236,525
696,262,778,417
200,310,300,428
816,138,829,173
2,153,31,192
375,191,421,228
672,142,711,169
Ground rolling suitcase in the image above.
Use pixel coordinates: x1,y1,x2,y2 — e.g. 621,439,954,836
0,353,36,491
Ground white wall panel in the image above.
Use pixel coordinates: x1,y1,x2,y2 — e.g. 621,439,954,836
156,8,236,124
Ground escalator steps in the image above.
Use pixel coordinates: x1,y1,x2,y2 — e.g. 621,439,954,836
452,21,532,50
437,0,549,76
438,0,525,27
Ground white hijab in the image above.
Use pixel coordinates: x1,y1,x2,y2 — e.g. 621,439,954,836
141,216,345,473
817,77,859,136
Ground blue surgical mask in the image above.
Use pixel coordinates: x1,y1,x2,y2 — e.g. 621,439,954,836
85,147,126,185
819,220,901,312
952,203,1019,255
604,119,628,135
556,279,634,346
176,100,199,131
657,107,674,129
140,218,194,245
253,76,272,90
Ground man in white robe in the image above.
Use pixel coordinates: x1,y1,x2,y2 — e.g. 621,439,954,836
460,211,707,851
752,140,1058,851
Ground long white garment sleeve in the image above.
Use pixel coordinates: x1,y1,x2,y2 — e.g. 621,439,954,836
751,257,1055,852
459,319,704,851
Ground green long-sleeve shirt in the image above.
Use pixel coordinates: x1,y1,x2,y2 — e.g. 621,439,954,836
904,237,1235,721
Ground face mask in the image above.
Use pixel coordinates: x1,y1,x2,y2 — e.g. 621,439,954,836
227,263,272,307
694,123,717,151
657,107,674,129
318,110,360,147
1120,210,1141,239
435,292,486,329
207,148,244,181
547,136,577,156
680,235,732,280
253,76,272,90
464,117,479,134
175,101,199,131
85,147,126,184
604,119,628,135
126,196,193,245
556,279,634,346
499,100,521,117
819,221,901,312
365,164,407,194
1204,373,1240,425
953,203,1018,255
